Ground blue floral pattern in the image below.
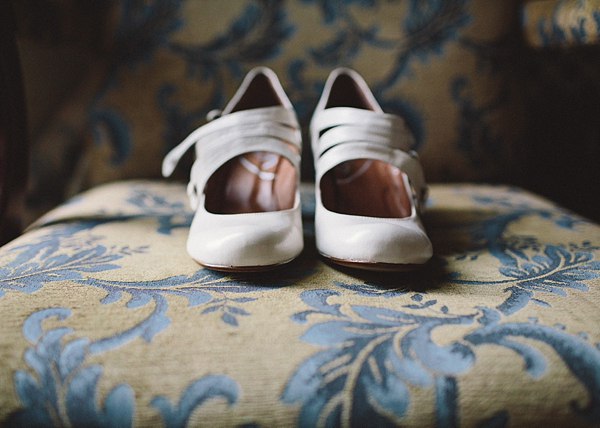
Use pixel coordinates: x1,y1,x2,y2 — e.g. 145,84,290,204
0,224,140,296
284,292,600,426
0,221,313,354
90,0,187,164
7,308,243,427
76,0,518,180
283,296,478,426
6,1,600,424
2,181,600,426
524,0,600,47
84,266,312,353
7,308,136,427
125,188,193,234
281,186,600,427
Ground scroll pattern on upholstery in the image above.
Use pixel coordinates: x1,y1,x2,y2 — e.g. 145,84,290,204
2,182,600,426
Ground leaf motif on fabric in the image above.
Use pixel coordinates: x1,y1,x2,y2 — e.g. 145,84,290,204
151,375,240,428
0,226,135,296
285,296,600,426
284,302,477,426
8,309,135,427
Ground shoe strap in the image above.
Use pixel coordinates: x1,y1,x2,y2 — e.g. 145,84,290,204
316,141,425,194
161,106,301,211
162,106,301,177
313,107,426,205
311,107,414,158
186,135,301,210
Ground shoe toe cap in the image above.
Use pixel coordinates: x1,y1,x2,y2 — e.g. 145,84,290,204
317,216,432,265
187,211,303,268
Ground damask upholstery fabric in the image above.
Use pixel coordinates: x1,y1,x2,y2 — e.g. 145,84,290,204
17,0,600,227
1,181,599,427
26,0,524,217
522,0,600,47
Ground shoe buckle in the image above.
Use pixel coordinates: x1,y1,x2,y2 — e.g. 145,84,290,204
187,181,199,210
206,109,222,122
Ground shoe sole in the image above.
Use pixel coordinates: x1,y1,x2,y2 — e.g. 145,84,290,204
193,256,298,273
322,254,424,272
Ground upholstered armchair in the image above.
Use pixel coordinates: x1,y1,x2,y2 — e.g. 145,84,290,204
1,1,599,426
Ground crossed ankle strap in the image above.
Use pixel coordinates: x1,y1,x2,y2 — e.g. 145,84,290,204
162,106,302,210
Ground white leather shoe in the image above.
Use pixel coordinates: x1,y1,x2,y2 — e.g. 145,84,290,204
163,67,303,271
311,68,433,271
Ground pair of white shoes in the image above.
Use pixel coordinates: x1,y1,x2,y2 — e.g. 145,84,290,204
163,67,433,272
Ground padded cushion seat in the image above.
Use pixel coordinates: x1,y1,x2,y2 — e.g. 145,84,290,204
1,181,599,426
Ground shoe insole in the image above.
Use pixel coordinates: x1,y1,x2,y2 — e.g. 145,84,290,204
320,159,412,219
204,151,296,214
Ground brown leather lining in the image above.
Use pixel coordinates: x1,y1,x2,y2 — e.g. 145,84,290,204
320,159,411,219
205,152,296,214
